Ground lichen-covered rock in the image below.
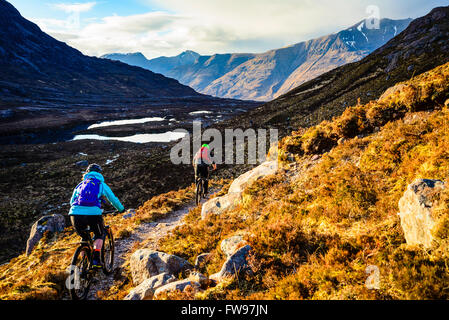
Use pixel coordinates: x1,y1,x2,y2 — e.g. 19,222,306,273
153,279,201,298
398,179,445,248
201,192,241,219
124,273,176,300
130,249,193,285
220,235,247,257
201,161,277,219
209,245,252,283
26,214,65,255
228,161,278,194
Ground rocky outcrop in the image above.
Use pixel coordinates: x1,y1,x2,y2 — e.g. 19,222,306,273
130,249,193,285
153,279,201,298
398,179,445,248
124,273,176,300
26,214,65,255
210,245,253,282
201,161,278,219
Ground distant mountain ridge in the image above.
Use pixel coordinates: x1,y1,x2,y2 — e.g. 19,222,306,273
103,18,411,101
0,0,206,108
221,5,449,137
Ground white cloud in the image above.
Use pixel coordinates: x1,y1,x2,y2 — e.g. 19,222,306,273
52,2,97,13
29,0,423,59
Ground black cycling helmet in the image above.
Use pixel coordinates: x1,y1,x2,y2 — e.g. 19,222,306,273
85,163,102,174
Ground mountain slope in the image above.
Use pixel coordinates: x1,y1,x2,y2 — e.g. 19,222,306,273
0,0,204,107
222,6,449,137
205,18,411,101
103,18,410,101
2,60,448,300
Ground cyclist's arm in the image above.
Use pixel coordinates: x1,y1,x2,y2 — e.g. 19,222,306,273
101,183,125,213
69,187,79,206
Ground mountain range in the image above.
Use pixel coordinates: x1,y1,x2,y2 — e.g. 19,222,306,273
0,0,256,136
103,18,411,101
221,5,449,136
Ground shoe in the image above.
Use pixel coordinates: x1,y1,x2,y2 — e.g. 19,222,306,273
91,259,103,269
92,251,103,269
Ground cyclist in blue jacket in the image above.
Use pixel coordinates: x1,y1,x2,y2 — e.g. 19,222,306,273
69,164,125,268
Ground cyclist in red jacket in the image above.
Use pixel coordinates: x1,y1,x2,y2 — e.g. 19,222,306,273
193,144,216,196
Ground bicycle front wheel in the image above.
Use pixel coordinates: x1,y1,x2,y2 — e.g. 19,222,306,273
102,226,115,275
69,245,92,300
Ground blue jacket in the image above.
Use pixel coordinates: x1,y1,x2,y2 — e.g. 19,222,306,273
69,172,124,215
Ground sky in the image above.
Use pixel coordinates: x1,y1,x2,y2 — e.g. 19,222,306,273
7,0,449,59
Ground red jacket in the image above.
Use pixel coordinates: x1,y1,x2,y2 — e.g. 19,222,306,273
194,147,212,165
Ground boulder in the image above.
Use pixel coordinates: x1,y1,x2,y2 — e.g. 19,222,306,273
75,160,88,167
398,179,445,248
153,279,201,299
124,273,176,300
228,161,278,194
220,235,247,257
130,249,193,285
377,83,408,104
201,161,278,219
201,192,241,219
209,245,252,283
26,214,65,255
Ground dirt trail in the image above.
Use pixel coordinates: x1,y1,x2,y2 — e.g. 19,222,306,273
86,194,214,300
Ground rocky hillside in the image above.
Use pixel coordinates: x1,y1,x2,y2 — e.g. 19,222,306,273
222,5,449,138
103,18,410,101
1,60,449,300
0,1,204,105
0,1,257,136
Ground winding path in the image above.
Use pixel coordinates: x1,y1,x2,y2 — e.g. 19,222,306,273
86,194,213,300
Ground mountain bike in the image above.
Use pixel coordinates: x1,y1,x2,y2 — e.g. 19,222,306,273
68,217,115,300
195,176,207,205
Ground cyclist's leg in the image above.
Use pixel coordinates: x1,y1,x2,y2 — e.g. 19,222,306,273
194,163,200,183
70,215,90,242
199,164,209,194
88,215,105,267
88,215,105,250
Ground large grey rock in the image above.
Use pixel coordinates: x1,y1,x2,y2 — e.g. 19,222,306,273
209,245,252,283
153,279,201,299
201,192,241,219
220,235,247,257
201,161,277,219
75,160,89,167
398,179,445,248
124,273,176,300
228,161,278,194
130,249,193,285
26,214,65,255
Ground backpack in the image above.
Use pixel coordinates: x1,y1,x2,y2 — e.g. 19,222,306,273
73,178,102,207
194,147,210,165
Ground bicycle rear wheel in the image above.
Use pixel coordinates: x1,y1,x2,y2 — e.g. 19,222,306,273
69,245,92,300
102,226,115,275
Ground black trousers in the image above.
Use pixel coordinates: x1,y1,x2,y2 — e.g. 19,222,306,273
70,215,105,241
194,163,209,194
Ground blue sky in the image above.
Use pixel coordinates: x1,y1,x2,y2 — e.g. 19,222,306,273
7,0,449,59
